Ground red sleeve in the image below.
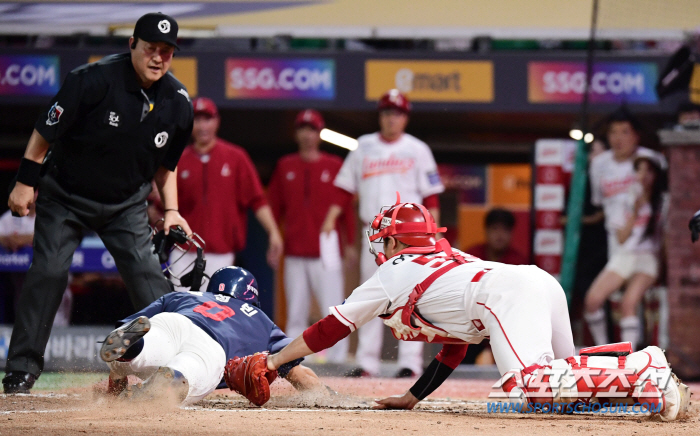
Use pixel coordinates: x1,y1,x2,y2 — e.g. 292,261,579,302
267,162,284,222
302,314,352,353
336,188,356,245
236,149,268,212
423,194,440,210
435,343,469,369
332,188,354,208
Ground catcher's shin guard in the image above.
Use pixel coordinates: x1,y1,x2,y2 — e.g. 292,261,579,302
499,346,688,419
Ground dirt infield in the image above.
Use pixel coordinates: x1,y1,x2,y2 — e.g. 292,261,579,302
1,376,698,436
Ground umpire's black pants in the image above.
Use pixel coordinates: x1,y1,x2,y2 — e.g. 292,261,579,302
5,174,170,377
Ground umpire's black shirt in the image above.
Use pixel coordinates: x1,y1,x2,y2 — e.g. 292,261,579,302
35,53,194,204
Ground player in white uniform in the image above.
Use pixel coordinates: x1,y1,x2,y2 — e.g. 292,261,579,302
256,197,688,421
586,109,667,348
322,89,444,377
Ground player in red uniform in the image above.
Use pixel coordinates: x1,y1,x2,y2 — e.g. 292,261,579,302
268,109,355,363
172,97,283,283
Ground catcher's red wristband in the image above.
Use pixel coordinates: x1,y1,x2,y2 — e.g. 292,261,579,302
302,314,351,352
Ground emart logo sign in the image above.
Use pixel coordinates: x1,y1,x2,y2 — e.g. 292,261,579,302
366,60,493,103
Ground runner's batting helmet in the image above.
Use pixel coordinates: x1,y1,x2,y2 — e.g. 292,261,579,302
207,266,260,307
378,89,411,113
367,193,446,265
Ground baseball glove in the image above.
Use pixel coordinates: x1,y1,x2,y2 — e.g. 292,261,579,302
224,352,278,406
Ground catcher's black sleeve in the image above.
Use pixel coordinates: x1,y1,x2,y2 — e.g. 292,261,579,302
409,358,455,401
409,343,468,401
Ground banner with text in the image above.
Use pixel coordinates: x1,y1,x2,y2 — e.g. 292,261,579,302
0,55,59,96
366,60,494,102
226,58,335,100
528,61,658,104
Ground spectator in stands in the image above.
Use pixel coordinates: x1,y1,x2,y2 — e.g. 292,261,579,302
676,101,700,127
584,107,667,348
466,208,528,264
171,97,283,285
584,156,668,351
0,196,72,326
268,109,356,364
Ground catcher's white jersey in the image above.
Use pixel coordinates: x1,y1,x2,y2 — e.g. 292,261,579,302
333,132,444,223
589,147,667,234
331,250,507,343
329,249,576,373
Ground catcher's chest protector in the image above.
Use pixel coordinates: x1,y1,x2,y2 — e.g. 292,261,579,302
379,251,489,344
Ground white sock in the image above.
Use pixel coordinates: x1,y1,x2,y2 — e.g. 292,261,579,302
584,309,608,345
620,316,641,351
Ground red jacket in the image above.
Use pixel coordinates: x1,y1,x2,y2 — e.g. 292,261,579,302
466,243,529,265
177,139,267,254
268,152,355,257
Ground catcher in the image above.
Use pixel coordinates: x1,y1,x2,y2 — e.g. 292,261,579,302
227,195,689,421
100,266,324,405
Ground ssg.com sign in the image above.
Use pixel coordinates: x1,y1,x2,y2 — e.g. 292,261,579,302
226,58,335,100
528,62,658,103
0,55,59,95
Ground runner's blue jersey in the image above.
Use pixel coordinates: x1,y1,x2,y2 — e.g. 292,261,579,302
119,291,300,377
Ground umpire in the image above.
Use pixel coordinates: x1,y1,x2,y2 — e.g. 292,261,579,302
2,12,194,394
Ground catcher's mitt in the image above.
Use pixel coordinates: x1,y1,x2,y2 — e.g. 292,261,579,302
224,352,278,406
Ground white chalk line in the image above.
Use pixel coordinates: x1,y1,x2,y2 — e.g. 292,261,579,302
1,408,80,415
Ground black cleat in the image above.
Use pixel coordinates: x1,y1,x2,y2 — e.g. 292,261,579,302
344,367,371,378
394,368,416,378
100,316,150,362
2,371,37,394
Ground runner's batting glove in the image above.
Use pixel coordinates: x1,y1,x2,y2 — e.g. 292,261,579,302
690,209,700,243
224,352,278,406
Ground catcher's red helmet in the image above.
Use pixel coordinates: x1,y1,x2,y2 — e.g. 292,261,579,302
367,193,446,265
378,89,411,113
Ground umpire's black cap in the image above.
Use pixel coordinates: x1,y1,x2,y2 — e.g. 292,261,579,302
133,12,179,49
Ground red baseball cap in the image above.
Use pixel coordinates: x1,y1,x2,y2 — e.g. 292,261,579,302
192,97,218,117
378,89,411,113
294,109,325,131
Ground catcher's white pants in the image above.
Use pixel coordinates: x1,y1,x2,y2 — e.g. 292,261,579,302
107,312,226,404
356,237,423,375
169,251,235,291
284,255,349,363
475,265,576,375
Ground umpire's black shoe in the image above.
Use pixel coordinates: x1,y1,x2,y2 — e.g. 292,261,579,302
394,368,416,378
100,316,151,362
2,371,37,394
